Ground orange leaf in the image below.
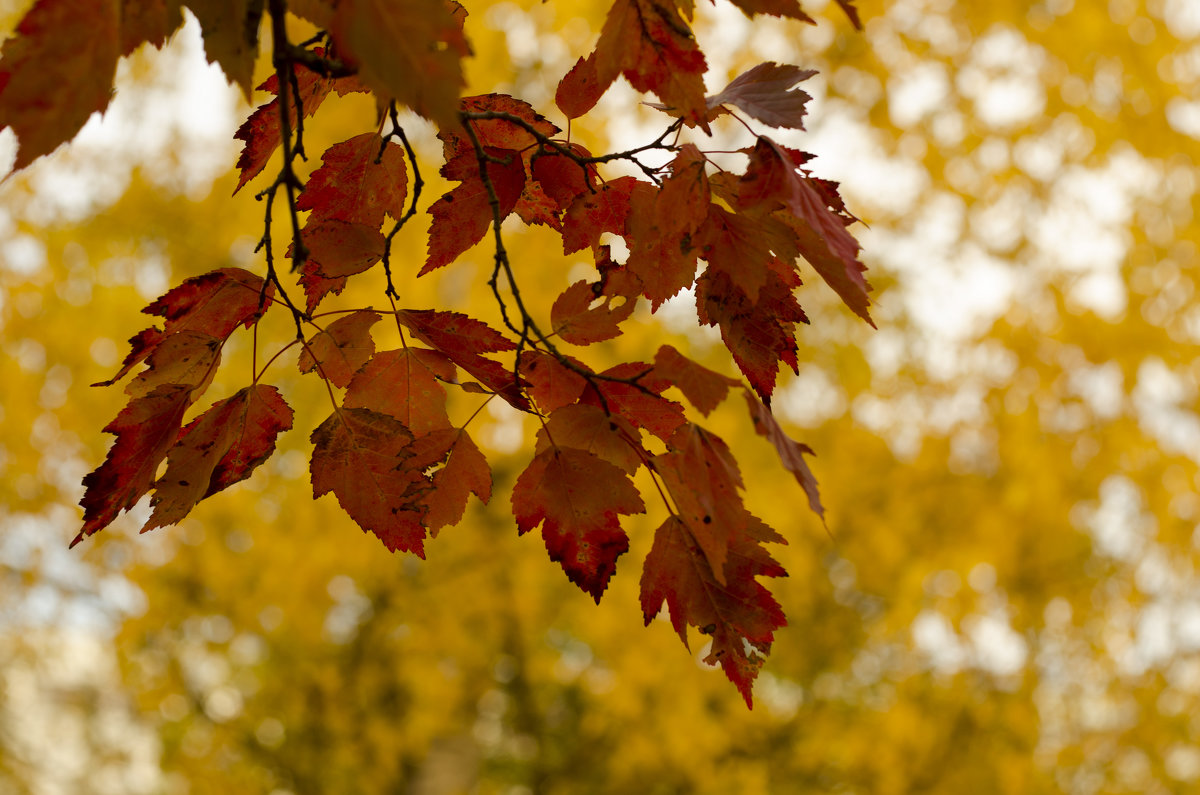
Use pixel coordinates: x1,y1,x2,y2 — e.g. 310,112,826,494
512,446,645,602
423,146,526,274
422,428,492,534
297,133,409,228
744,391,823,520
145,385,294,531
653,345,738,416
640,514,786,708
298,310,381,388
310,407,434,556
0,0,120,170
534,403,646,475
520,350,587,413
345,347,455,435
144,267,271,339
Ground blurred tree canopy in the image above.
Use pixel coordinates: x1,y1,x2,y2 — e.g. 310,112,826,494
2,0,1200,793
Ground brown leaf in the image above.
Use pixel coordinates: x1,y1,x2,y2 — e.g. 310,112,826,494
298,310,381,388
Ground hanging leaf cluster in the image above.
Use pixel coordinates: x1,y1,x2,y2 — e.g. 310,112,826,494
0,0,868,706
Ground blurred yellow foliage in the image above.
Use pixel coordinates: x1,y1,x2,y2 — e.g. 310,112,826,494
2,0,1200,793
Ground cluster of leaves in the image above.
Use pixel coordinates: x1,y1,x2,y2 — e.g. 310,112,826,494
0,0,867,705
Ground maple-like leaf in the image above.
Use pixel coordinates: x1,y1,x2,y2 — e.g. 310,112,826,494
298,310,381,388
512,446,645,602
652,345,738,416
561,176,640,255
345,347,455,435
740,137,873,325
144,385,294,531
534,403,647,475
423,147,526,274
706,62,817,129
558,0,708,126
696,203,775,302
295,220,386,312
744,392,823,520
310,407,435,556
92,327,165,387
233,60,367,193
626,146,708,307
584,362,686,442
0,0,119,169
144,268,271,339
640,514,787,707
455,94,559,151
75,386,195,546
696,258,808,404
297,133,409,228
551,269,640,345
530,145,596,211
723,0,815,21
119,0,185,56
330,0,469,129
396,310,528,410
520,351,587,414
421,427,492,534
187,0,263,99
125,330,222,399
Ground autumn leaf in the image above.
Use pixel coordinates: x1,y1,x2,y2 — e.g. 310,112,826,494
551,270,639,345
310,407,434,556
530,145,596,211
233,59,367,193
92,327,165,387
561,176,640,255
144,268,271,339
125,331,221,399
330,0,469,129
562,0,708,126
75,386,195,546
187,0,263,99
744,391,824,520
0,0,119,169
740,136,873,325
295,220,386,312
520,350,587,414
583,362,686,442
345,348,455,435
423,146,526,274
119,0,184,56
653,345,738,416
298,310,381,388
144,385,294,531
421,427,492,534
706,62,817,129
512,446,644,602
534,403,647,475
297,133,409,228
640,514,787,707
723,0,814,22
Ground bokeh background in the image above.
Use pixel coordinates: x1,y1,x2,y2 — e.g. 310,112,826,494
2,0,1200,792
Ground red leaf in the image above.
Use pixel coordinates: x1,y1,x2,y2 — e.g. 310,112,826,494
531,145,596,211
423,147,526,274
512,446,644,602
520,350,586,413
345,347,457,435
740,137,873,325
119,0,184,56
723,0,815,21
144,385,294,531
696,203,774,301
572,0,708,126
330,0,469,129
422,427,492,534
299,310,381,388
534,403,647,475
0,0,119,170
696,259,807,404
561,176,640,255
626,146,708,307
551,273,638,345
144,268,271,340
75,386,194,545
233,59,366,193
744,392,824,520
653,345,738,416
297,133,409,228
457,94,559,150
640,514,786,707
92,327,166,387
584,362,686,442
706,62,817,129
125,331,221,399
395,309,528,410
310,407,434,556
555,53,603,120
